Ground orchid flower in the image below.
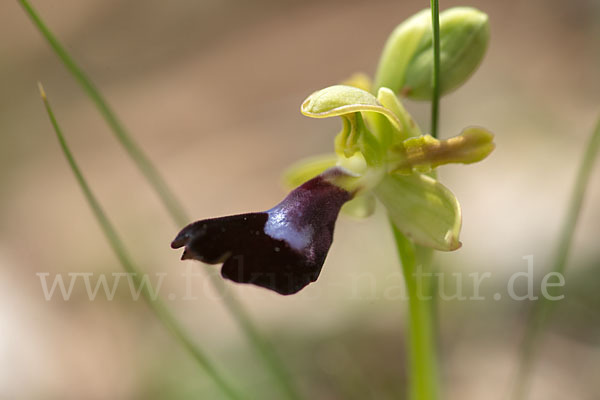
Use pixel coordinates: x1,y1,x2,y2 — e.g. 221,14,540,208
172,84,494,294
172,7,494,295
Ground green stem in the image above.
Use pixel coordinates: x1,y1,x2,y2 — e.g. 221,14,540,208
513,115,600,400
390,6,443,399
430,0,441,138
20,2,301,399
39,84,242,400
391,223,439,400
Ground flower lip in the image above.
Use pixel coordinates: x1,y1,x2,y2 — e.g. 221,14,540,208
171,168,353,295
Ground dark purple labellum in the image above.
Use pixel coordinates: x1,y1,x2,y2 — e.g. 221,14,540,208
171,168,353,295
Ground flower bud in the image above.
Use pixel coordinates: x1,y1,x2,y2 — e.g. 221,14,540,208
403,7,490,100
374,7,490,100
374,9,431,93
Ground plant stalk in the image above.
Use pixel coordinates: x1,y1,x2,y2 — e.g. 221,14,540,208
430,0,441,138
388,4,443,399
392,223,439,400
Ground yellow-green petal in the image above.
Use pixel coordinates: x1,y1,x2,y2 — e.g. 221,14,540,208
389,126,495,174
377,87,422,141
374,173,462,251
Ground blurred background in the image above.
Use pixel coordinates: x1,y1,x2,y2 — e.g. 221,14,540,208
1,0,599,398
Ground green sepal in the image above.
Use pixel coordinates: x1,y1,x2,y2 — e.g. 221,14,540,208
374,172,462,251
301,85,402,130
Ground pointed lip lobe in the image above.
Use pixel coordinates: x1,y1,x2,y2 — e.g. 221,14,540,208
171,232,190,250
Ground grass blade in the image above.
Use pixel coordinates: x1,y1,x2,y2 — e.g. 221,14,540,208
20,0,187,227
20,2,302,398
38,83,243,400
513,115,600,399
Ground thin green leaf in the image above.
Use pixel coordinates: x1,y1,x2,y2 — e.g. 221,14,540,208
513,115,600,400
20,2,302,398
19,0,187,227
38,83,243,400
